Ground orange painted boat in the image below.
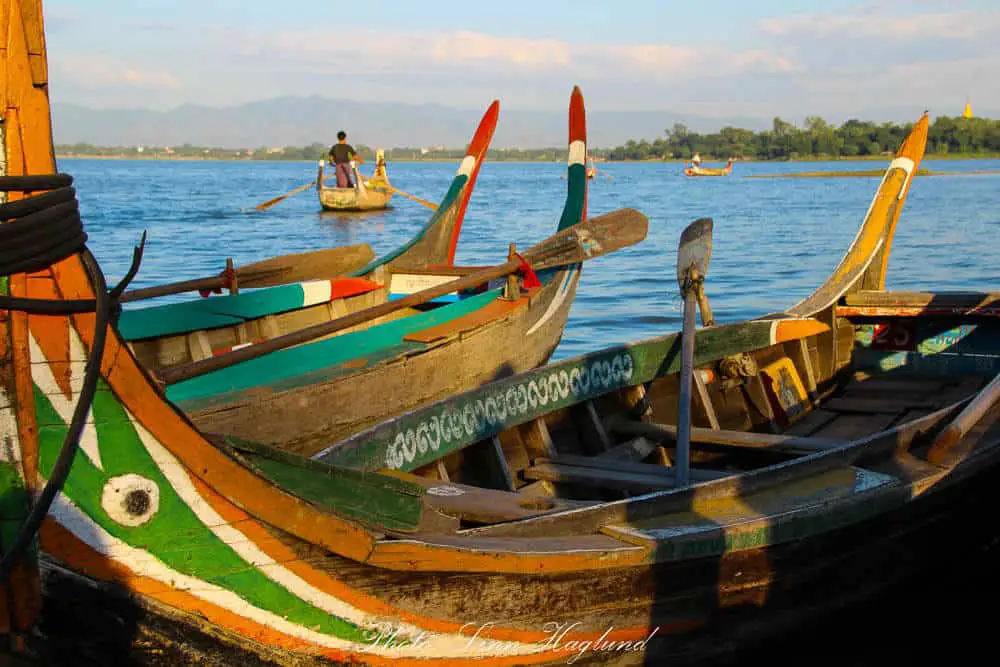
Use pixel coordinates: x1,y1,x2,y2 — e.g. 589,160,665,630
684,159,733,177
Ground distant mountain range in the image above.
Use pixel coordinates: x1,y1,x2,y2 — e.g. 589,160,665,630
51,96,771,150
51,97,996,150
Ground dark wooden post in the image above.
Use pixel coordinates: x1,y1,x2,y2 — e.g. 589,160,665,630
505,243,520,301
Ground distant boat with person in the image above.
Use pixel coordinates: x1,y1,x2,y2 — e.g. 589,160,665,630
317,148,394,211
685,157,734,177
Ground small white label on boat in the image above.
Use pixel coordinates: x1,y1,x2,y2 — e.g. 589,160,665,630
391,273,458,294
426,485,465,496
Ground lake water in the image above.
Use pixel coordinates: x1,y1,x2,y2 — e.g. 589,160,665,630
65,157,1000,362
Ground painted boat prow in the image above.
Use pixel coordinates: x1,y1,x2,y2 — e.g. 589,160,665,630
354,101,500,274
785,112,929,318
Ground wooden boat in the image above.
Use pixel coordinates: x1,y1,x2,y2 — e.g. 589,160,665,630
7,58,996,661
106,88,608,457
317,148,393,211
8,4,999,664
685,159,733,177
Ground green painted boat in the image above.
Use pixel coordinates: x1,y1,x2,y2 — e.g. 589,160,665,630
106,89,601,457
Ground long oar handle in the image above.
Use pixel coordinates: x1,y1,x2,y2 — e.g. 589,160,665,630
120,272,247,303
254,179,317,211
388,186,437,211
927,371,1000,463
157,207,647,386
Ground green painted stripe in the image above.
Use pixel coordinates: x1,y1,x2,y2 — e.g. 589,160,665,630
324,320,775,472
351,175,468,276
118,283,310,340
227,438,425,532
33,386,369,642
0,463,29,521
558,163,587,231
164,287,501,404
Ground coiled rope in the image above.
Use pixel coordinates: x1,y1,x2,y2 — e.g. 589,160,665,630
0,174,145,582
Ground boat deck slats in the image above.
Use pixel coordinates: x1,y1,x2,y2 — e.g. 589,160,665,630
806,413,898,441
599,466,901,556
610,420,844,454
822,395,938,414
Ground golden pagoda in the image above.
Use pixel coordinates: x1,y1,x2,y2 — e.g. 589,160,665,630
963,100,973,118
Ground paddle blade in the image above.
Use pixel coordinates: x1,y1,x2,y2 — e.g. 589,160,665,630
677,217,713,289
526,207,648,270
254,180,316,211
236,244,376,288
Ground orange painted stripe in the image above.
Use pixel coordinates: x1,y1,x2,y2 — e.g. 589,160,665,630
329,277,383,301
773,319,829,343
445,101,499,265
38,521,582,666
569,86,588,221
186,474,655,645
25,274,70,397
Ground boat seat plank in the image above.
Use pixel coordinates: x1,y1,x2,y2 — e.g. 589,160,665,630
843,291,1000,309
401,290,532,343
379,469,583,524
523,460,727,493
538,454,729,480
599,466,900,556
594,436,660,462
843,378,949,394
610,420,844,454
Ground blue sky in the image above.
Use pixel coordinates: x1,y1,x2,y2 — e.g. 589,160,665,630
44,0,999,123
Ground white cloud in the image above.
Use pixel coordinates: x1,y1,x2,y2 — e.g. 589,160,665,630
53,55,180,89
759,9,1000,41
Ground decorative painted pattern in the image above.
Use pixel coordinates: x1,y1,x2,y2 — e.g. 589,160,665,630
320,317,825,472
384,352,635,470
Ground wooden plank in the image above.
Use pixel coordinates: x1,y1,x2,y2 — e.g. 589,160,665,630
744,373,779,432
186,330,213,361
520,417,558,460
401,294,527,343
611,420,844,454
844,290,1000,309
584,400,613,450
843,377,947,394
537,454,728,480
693,371,720,429
523,461,723,492
809,412,897,440
782,408,839,436
593,436,659,462
822,395,935,414
490,435,516,491
786,338,818,406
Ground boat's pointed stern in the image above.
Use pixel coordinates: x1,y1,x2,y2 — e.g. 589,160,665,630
786,110,930,317
359,99,500,273
863,111,929,290
559,85,589,231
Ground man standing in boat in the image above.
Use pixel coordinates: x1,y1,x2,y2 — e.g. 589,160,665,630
690,151,702,170
329,131,364,188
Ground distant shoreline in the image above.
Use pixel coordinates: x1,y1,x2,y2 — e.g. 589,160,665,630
56,153,1000,163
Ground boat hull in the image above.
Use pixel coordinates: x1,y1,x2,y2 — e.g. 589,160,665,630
31,452,1000,665
173,268,582,455
318,184,392,211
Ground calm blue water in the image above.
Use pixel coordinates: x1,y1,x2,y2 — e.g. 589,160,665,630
65,157,1000,361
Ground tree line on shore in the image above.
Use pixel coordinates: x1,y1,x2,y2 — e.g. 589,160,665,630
55,114,999,162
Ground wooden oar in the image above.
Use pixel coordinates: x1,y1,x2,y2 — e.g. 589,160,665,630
158,207,648,386
383,184,437,211
253,179,317,211
927,372,1000,464
674,217,714,486
119,244,376,303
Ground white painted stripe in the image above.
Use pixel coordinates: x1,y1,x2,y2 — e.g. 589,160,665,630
890,156,916,200
568,140,586,166
299,281,333,307
768,320,780,346
128,418,541,657
27,331,103,470
526,267,578,336
0,388,23,466
456,155,476,177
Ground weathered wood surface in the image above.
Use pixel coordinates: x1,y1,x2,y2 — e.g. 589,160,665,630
157,207,648,386
119,245,376,302
610,420,844,454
